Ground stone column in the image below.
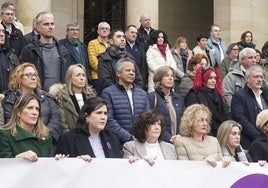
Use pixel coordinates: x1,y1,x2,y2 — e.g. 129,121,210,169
16,0,51,34
126,0,159,29
214,0,268,49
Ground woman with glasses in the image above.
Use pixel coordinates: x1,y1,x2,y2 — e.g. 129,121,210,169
0,63,62,145
185,66,228,136
219,43,239,79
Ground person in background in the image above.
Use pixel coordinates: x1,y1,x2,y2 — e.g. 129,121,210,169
1,63,62,145
1,2,24,56
101,58,149,144
56,97,122,159
207,24,227,67
20,11,71,91
146,30,183,92
125,24,148,91
249,109,268,162
49,64,96,134
219,43,239,79
174,104,231,167
123,110,177,165
0,94,53,161
0,23,19,94
222,47,257,113
192,34,215,67
87,22,110,95
148,66,184,143
59,22,91,83
217,120,252,163
177,54,209,98
171,36,193,74
137,13,155,51
185,66,228,136
97,29,143,92
237,31,256,50
23,17,38,45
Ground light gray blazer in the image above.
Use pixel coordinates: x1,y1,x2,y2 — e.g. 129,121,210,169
123,140,177,160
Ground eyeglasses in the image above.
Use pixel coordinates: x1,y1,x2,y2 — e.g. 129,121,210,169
68,28,80,32
99,27,109,30
232,48,239,51
22,73,38,79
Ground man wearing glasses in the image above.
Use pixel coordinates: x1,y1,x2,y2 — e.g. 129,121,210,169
59,22,91,84
87,22,110,95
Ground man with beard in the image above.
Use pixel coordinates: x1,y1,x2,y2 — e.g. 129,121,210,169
97,29,143,92
20,12,70,91
231,65,268,149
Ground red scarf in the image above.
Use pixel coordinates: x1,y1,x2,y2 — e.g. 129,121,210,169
157,43,167,58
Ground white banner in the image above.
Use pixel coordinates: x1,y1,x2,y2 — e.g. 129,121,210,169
0,158,268,188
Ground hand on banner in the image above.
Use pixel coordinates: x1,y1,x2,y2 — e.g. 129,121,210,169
128,156,140,164
78,155,92,162
258,160,267,167
144,155,157,166
15,150,38,162
205,156,217,167
221,156,232,168
55,154,69,160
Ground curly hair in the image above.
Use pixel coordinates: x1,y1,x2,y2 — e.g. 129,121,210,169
8,63,41,91
193,66,224,99
133,110,165,143
216,120,242,149
187,54,209,71
179,104,211,136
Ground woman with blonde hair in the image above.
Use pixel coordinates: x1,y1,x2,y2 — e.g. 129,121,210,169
1,63,62,144
0,94,53,161
217,120,252,162
49,64,96,134
174,104,231,167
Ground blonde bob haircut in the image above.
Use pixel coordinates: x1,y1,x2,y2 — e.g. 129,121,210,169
179,104,211,136
153,65,175,89
65,64,89,96
216,120,242,149
8,62,41,91
1,93,49,139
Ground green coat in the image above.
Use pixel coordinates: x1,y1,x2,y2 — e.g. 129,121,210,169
49,83,96,134
0,125,53,158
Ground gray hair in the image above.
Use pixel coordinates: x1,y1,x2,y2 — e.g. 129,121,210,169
66,22,79,30
239,47,256,62
245,64,263,78
98,22,110,30
115,58,135,73
35,12,54,24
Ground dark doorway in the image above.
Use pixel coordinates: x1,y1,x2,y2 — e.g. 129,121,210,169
84,0,125,44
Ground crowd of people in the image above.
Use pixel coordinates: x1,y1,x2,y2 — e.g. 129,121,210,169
0,2,268,168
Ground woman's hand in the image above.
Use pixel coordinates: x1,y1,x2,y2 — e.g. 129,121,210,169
143,155,157,166
78,155,92,162
0,94,4,101
170,134,181,144
258,160,267,167
205,156,217,167
128,156,140,164
15,150,38,162
54,154,69,160
221,156,232,168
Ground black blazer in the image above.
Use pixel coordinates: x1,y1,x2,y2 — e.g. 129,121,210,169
56,129,123,158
